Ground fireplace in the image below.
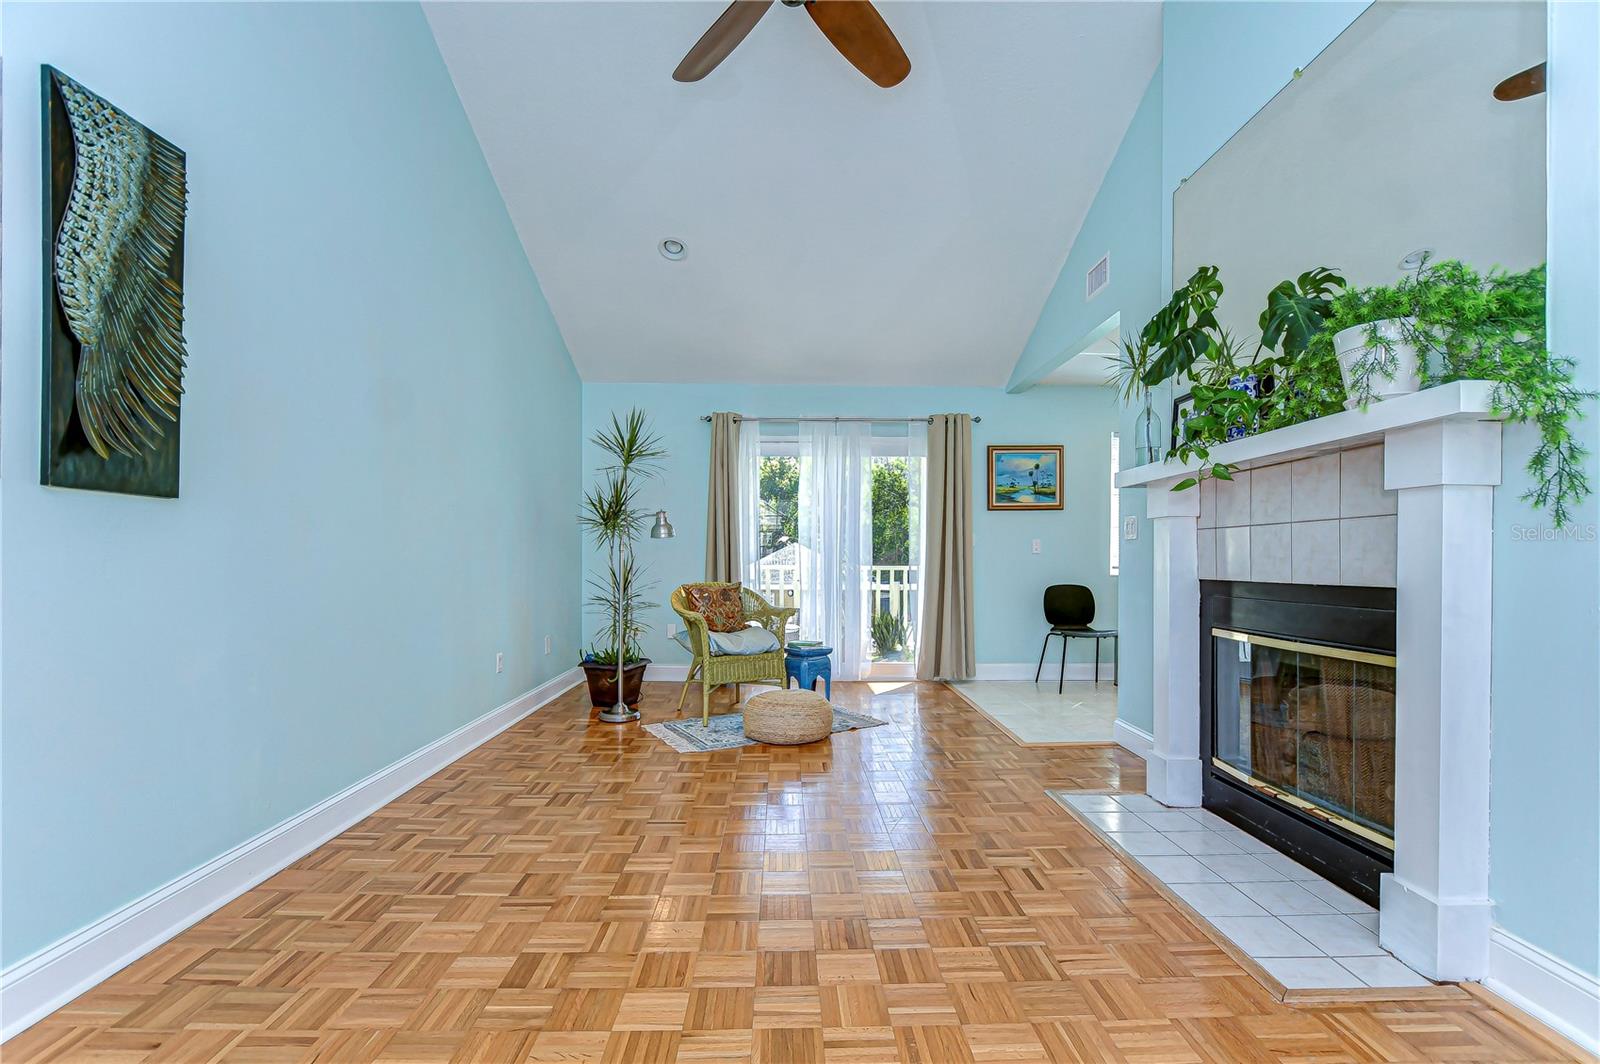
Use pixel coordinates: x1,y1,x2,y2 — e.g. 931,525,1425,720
1127,391,1501,980
1200,580,1396,904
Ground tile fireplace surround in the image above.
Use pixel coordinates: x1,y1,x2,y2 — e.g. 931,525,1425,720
1117,382,1501,983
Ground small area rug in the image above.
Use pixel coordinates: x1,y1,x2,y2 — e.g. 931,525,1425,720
643,706,888,753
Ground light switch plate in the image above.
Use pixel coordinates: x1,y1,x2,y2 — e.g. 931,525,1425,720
1031,539,1041,554
1123,516,1138,540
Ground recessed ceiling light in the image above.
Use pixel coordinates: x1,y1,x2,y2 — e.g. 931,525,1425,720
659,238,686,261
1398,248,1433,271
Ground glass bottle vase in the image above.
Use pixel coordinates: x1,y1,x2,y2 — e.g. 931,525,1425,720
1133,395,1164,466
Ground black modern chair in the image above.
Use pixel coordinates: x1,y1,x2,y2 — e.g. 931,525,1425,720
1034,584,1118,692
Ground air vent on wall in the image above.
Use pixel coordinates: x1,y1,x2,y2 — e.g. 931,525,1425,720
1086,253,1110,300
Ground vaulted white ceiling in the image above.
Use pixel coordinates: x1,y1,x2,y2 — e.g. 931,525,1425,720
424,2,1160,387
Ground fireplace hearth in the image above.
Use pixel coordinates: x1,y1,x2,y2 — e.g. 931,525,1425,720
1200,581,1396,904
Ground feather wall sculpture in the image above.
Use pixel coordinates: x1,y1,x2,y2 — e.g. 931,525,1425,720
41,66,188,496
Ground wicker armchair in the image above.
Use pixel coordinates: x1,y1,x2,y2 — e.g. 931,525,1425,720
670,583,796,726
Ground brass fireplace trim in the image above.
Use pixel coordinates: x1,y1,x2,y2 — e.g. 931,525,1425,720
1211,627,1397,669
1211,757,1395,851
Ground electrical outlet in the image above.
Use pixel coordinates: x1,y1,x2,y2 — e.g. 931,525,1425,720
668,622,677,638
1123,516,1138,540
1031,539,1041,555
544,635,552,655
495,652,504,674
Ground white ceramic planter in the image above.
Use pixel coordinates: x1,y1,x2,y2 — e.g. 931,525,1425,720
1334,318,1423,408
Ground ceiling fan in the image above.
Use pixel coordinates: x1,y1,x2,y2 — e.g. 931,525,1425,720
1493,61,1545,101
673,0,911,88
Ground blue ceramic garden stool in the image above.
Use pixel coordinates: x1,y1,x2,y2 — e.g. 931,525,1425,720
784,644,833,700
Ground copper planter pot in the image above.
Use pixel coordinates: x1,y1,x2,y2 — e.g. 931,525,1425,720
581,659,649,712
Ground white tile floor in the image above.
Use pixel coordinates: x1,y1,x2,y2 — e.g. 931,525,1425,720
949,680,1116,743
1050,790,1433,990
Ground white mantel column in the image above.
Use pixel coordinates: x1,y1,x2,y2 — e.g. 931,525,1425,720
1379,419,1501,981
1145,481,1202,807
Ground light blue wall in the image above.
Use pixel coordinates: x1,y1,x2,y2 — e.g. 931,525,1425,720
1031,0,1598,982
0,2,581,966
1009,69,1165,395
1007,69,1166,733
1486,1,1600,977
1159,0,1599,981
580,384,1121,669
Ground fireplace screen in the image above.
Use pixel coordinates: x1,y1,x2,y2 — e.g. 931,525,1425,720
1211,629,1396,847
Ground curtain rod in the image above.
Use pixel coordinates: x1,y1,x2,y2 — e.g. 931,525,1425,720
699,414,982,424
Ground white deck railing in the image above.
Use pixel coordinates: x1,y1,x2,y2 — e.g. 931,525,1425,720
755,562,919,657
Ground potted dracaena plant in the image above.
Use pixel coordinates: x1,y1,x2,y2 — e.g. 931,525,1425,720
579,409,667,717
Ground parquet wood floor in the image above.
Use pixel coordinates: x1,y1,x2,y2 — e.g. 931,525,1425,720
5,681,1584,1063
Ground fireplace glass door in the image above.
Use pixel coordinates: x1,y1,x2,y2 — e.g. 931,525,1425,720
1211,629,1397,848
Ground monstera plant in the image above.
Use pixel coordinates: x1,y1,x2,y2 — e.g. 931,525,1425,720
1140,265,1224,387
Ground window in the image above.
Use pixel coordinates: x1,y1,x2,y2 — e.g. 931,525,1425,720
1109,432,1121,576
751,421,925,676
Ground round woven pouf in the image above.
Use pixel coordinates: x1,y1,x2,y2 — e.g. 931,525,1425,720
743,689,833,745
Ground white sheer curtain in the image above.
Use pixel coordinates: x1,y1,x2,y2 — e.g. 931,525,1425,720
797,421,873,679
736,418,763,588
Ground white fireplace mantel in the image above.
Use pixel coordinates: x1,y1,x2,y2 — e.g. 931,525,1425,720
1122,380,1504,983
1116,380,1501,489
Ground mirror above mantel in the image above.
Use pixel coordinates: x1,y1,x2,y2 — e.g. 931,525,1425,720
1173,0,1547,347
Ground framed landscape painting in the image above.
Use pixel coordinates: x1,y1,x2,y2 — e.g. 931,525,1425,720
987,445,1064,511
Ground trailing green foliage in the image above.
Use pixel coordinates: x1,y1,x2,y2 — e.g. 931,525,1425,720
580,409,666,664
1313,260,1591,526
1165,331,1259,491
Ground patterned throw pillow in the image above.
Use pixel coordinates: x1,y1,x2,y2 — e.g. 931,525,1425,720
686,584,745,633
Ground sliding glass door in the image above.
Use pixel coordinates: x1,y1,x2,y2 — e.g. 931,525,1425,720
749,421,925,680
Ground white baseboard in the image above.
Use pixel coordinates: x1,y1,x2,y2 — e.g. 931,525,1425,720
972,661,1119,683
0,667,583,1042
1485,925,1600,1053
1113,719,1154,761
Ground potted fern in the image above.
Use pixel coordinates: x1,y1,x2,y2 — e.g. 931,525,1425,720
1312,259,1591,525
579,410,666,722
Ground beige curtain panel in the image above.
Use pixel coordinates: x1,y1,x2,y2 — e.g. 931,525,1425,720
918,413,976,680
705,411,741,581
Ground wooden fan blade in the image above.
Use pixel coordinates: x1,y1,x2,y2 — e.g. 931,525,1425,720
805,0,910,88
1493,61,1545,101
674,0,775,82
